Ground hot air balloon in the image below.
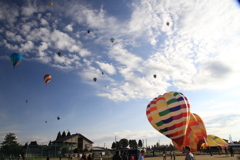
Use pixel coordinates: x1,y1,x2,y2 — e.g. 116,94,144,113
88,30,90,33
102,72,104,75
172,113,207,151
43,74,52,84
26,100,28,103
57,52,62,57
45,121,48,123
146,91,191,147
166,22,170,26
110,38,114,43
10,53,22,68
57,116,60,120
153,74,157,78
202,135,228,149
48,1,53,6
93,77,97,82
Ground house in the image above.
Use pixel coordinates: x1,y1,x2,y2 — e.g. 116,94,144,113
48,132,94,156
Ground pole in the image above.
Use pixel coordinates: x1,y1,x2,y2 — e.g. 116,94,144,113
41,143,43,158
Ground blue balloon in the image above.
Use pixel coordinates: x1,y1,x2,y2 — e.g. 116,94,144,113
10,53,22,68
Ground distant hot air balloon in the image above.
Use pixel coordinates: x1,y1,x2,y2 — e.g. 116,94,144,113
57,52,62,57
201,135,228,149
93,77,97,82
57,116,60,120
102,72,104,75
146,91,191,147
45,121,47,123
26,100,28,103
43,74,52,84
10,53,22,68
166,22,170,26
88,30,90,33
110,38,114,43
153,74,157,78
48,1,53,6
172,113,207,151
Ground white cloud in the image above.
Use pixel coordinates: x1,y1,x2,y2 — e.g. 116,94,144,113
95,61,116,75
64,23,74,32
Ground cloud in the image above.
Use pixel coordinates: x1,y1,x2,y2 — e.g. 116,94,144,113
95,61,116,75
64,23,74,32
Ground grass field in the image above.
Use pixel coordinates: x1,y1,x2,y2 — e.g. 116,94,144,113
23,154,240,160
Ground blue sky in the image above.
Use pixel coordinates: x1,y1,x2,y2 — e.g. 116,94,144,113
1,0,240,148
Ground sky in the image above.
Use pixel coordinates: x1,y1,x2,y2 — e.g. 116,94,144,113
0,0,240,149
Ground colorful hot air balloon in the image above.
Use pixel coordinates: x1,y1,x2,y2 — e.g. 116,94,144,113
153,74,157,78
93,77,97,82
57,116,60,120
172,113,207,151
88,30,90,33
166,22,170,26
110,38,114,43
57,52,62,57
10,53,22,68
146,91,191,147
48,1,53,6
43,74,52,84
202,135,228,149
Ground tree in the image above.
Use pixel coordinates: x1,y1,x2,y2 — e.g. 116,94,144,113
111,142,116,149
120,139,128,148
62,131,66,138
0,133,22,156
67,131,71,137
138,140,143,148
132,140,137,149
56,131,62,140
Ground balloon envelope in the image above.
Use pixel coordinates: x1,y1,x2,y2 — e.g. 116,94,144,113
88,30,90,33
57,52,62,57
10,53,22,68
166,22,170,26
202,135,228,149
110,38,114,43
172,113,207,151
93,77,97,82
153,74,157,78
146,91,191,147
57,116,60,120
43,74,52,84
48,1,53,5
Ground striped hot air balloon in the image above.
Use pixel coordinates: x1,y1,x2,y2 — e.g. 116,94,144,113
146,91,191,147
172,113,208,151
43,74,52,84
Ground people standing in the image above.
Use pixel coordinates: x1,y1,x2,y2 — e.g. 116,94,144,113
162,151,166,160
184,146,196,160
112,150,122,160
92,153,95,160
46,155,50,160
172,152,176,160
129,154,134,160
81,155,87,160
229,147,234,157
138,150,145,160
88,154,92,160
121,152,128,160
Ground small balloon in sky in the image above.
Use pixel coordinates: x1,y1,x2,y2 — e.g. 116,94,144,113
88,30,90,33
26,100,28,103
10,53,22,68
48,2,53,6
57,52,62,57
166,22,170,26
110,38,114,43
45,121,47,123
153,74,157,78
57,116,60,120
93,77,97,82
43,74,52,84
102,72,104,75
